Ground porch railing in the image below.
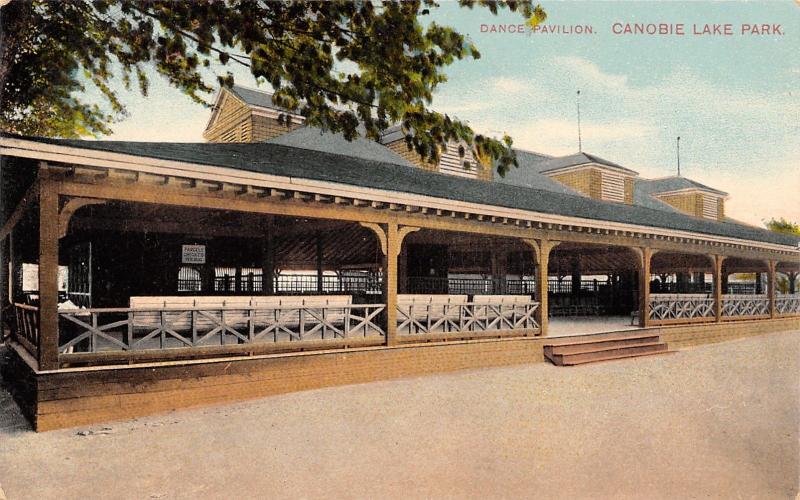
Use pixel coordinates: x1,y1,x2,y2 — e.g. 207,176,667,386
57,303,386,354
397,300,540,337
721,294,770,318
13,303,39,356
648,294,715,323
775,294,800,315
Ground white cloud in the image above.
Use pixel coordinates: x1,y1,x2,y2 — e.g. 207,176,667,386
490,77,529,94
552,55,629,91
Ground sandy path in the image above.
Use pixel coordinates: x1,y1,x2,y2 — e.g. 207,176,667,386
1,330,798,499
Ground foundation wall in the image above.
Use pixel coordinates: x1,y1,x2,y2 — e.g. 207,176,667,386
4,316,798,431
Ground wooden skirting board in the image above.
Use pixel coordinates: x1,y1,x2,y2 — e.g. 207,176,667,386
3,316,799,431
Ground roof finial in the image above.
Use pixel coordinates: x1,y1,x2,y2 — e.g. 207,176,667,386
676,136,681,177
576,90,582,153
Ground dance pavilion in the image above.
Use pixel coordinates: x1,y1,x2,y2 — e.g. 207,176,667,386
1,85,798,430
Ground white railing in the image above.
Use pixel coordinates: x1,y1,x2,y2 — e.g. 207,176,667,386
775,294,800,315
397,301,540,336
648,294,715,322
58,304,386,354
721,294,770,317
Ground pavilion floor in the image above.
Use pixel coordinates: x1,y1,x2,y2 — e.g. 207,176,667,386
548,315,640,337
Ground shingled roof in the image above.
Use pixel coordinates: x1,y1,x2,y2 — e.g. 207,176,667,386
533,152,639,176
495,150,575,195
227,85,290,112
636,176,729,197
265,126,416,168
4,134,796,248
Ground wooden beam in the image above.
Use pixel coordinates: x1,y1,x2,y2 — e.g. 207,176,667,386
0,180,39,240
54,179,789,263
58,198,106,239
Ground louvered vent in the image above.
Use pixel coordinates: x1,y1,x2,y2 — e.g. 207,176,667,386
601,171,626,203
438,142,478,179
702,194,718,219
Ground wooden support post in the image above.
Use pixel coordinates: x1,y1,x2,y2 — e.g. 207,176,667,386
755,270,763,295
713,255,725,323
768,260,776,319
316,232,324,294
789,272,797,295
524,239,559,337
261,217,275,295
38,176,60,370
570,257,581,298
0,237,7,339
491,248,508,295
361,222,418,347
384,223,399,346
637,247,653,328
721,270,729,294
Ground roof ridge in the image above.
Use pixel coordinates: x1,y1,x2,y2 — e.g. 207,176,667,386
230,83,273,95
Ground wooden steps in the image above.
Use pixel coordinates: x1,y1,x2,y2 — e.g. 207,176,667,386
543,334,670,366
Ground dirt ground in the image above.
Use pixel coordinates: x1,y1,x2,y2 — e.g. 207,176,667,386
1,331,798,500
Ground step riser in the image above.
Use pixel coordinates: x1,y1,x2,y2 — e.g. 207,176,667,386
556,344,668,365
556,350,672,366
545,336,661,355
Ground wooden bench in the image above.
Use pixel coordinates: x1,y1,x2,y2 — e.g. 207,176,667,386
473,295,533,328
129,295,353,343
396,294,468,333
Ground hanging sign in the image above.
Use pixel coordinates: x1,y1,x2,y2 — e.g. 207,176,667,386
182,244,206,264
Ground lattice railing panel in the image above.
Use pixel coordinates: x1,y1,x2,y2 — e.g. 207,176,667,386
397,301,540,335
775,294,800,315
58,304,385,354
721,295,770,317
648,294,715,321
13,303,39,354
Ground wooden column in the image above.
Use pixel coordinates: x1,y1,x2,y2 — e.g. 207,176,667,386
397,246,408,294
38,175,60,370
491,248,508,295
713,255,725,323
261,226,275,295
384,223,399,346
721,270,729,294
768,260,777,319
789,272,797,295
315,232,324,294
525,239,559,337
361,223,418,347
637,247,653,328
570,257,581,298
0,237,7,339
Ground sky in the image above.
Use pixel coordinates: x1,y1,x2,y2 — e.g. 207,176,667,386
105,1,799,226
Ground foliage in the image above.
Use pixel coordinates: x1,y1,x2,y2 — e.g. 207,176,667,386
765,218,800,236
764,219,799,293
0,0,546,176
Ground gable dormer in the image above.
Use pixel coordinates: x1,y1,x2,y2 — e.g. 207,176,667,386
203,85,305,143
380,126,494,181
639,176,728,221
536,153,638,204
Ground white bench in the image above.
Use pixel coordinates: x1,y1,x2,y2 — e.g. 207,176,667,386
397,294,468,333
129,295,353,343
473,295,532,328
